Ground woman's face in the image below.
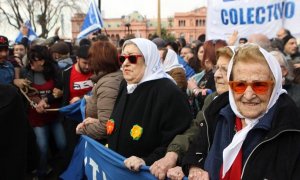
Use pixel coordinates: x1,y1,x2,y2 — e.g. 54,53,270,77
30,59,45,72
121,44,146,84
231,61,274,119
214,55,230,94
197,46,204,62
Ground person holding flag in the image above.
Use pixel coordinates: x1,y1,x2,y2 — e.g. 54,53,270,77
77,0,104,40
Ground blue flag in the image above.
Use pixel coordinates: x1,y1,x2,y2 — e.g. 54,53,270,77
59,98,86,122
15,20,38,43
77,0,104,39
61,136,155,180
61,136,188,180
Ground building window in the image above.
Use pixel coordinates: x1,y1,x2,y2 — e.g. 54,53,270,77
179,20,186,27
203,19,206,26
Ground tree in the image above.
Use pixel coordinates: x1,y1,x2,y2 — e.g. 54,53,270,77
0,0,80,38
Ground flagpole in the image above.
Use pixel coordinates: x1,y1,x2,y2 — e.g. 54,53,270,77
98,0,102,34
98,0,101,12
157,0,161,37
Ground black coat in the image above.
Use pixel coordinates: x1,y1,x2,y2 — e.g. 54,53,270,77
0,84,28,179
183,93,300,179
108,78,192,165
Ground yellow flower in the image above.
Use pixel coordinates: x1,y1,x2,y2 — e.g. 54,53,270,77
130,124,143,140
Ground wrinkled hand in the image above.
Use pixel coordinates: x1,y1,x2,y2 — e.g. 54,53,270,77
76,122,85,134
54,27,60,36
35,99,49,113
188,78,198,91
70,96,81,104
167,166,185,180
52,88,63,98
124,156,145,172
76,117,98,135
228,30,238,46
150,152,178,180
188,167,209,180
14,78,31,89
294,63,300,69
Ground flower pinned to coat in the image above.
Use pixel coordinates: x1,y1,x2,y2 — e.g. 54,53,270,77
106,119,115,135
130,124,143,140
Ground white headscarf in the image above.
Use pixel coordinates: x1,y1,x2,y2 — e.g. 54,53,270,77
222,44,287,177
122,38,174,94
162,49,184,72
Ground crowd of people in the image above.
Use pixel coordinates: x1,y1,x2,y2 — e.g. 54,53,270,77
0,25,300,180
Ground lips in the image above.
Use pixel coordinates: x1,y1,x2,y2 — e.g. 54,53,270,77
242,102,259,106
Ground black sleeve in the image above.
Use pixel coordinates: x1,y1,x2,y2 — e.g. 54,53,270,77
21,36,29,48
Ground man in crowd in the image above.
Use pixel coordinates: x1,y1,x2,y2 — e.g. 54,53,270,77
282,35,300,83
0,35,14,84
50,41,73,70
276,28,291,39
60,44,93,172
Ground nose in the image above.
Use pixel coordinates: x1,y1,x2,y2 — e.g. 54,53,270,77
214,68,222,78
243,86,256,99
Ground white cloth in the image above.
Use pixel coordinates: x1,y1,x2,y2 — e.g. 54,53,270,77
162,49,184,72
222,44,286,177
122,38,174,94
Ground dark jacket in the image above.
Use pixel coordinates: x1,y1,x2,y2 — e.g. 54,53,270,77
108,78,192,165
167,91,218,163
182,93,300,180
61,66,72,106
0,84,27,179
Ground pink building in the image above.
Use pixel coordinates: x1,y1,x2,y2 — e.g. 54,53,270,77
71,7,207,43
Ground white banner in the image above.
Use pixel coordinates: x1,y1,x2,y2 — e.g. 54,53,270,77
206,0,300,40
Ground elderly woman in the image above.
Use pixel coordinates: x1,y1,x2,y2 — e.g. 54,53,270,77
187,39,227,117
159,48,187,91
76,41,123,140
182,44,300,180
107,38,192,171
150,46,234,180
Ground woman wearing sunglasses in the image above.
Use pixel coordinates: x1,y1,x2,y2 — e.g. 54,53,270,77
182,44,300,180
107,38,192,172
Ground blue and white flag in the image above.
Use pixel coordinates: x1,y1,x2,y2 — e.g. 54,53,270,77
15,20,38,43
61,135,189,180
77,0,104,39
59,97,86,122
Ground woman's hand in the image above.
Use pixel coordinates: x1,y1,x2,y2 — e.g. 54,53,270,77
76,117,98,134
188,167,209,180
35,99,49,113
294,63,300,69
188,78,198,91
69,96,81,104
52,88,63,98
150,152,178,180
167,166,185,180
124,156,145,172
13,78,31,89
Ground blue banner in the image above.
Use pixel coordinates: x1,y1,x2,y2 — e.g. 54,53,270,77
59,98,86,122
61,136,157,180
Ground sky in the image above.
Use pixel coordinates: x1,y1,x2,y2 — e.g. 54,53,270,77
0,0,207,41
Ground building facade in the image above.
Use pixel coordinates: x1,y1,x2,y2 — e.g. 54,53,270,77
71,7,207,43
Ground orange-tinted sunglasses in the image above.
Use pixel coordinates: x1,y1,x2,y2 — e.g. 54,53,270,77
229,80,274,94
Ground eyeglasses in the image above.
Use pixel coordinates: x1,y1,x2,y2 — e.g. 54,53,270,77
229,80,274,94
119,54,143,64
